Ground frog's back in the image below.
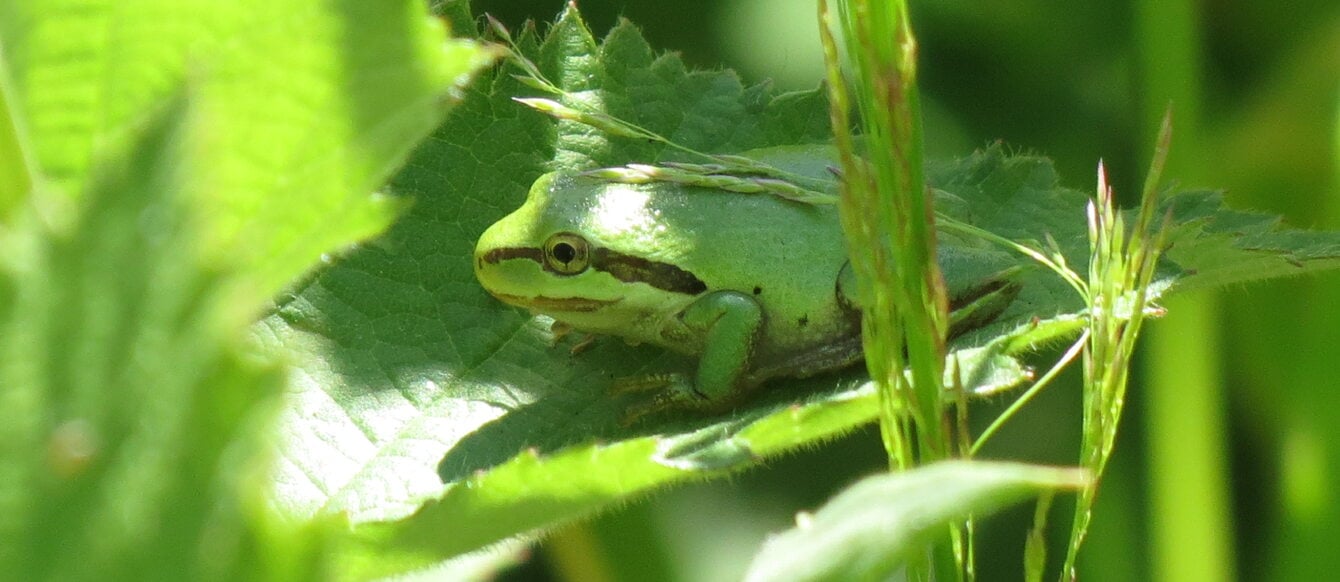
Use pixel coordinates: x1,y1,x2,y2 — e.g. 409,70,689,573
574,146,859,370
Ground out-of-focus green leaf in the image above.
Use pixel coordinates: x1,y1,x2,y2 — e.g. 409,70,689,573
743,461,1088,582
0,97,323,582
0,0,496,298
0,0,495,580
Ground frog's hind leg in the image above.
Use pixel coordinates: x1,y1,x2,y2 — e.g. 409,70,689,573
840,258,1022,337
948,267,1024,338
742,331,864,388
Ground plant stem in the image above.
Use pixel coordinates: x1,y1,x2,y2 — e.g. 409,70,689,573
1133,1,1235,580
820,0,956,578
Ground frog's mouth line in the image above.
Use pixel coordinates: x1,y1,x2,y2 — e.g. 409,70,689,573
478,246,707,296
490,292,623,313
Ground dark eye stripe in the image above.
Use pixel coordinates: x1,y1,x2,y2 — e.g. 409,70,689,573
481,244,707,296
591,248,707,295
480,247,544,265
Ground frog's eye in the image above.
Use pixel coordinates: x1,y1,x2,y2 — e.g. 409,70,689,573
543,232,590,275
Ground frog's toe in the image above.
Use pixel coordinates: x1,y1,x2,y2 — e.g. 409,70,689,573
611,373,683,395
616,375,709,425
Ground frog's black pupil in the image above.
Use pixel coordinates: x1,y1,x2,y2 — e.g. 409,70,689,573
552,242,576,263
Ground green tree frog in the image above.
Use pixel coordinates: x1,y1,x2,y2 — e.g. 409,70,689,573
474,146,1012,418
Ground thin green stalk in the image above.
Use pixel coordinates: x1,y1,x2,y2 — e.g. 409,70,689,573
820,0,945,467
1025,494,1055,582
817,0,914,469
1133,1,1234,580
490,17,835,199
972,330,1089,456
1145,295,1232,582
820,0,957,579
937,217,1087,299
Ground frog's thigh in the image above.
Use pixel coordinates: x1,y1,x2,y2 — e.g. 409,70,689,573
679,290,764,402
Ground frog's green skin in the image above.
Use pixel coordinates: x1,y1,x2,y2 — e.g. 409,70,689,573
474,146,862,414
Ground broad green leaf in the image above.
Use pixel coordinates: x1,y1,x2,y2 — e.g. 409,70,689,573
1158,190,1340,291
742,461,1089,582
264,5,841,527
260,3,1340,568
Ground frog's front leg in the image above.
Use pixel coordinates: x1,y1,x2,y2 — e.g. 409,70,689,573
621,290,763,421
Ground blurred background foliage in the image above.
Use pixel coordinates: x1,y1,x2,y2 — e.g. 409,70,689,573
468,1,1340,580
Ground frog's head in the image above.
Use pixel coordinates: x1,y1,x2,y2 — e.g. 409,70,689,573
473,172,707,334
